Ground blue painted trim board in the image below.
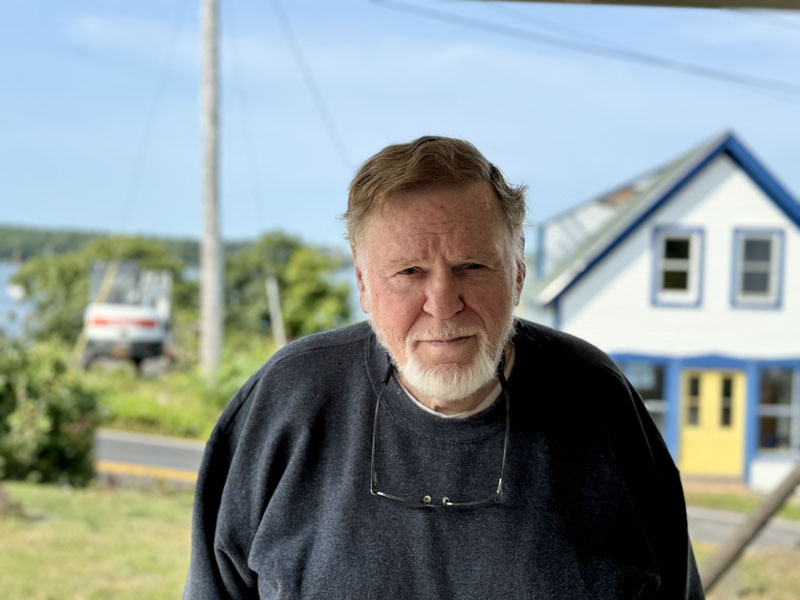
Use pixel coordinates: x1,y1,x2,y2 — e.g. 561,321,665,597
730,228,785,310
546,132,800,308
606,352,800,481
663,359,682,462
744,363,761,483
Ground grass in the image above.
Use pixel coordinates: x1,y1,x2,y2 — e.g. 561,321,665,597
0,481,194,600
685,490,800,522
2,482,800,599
693,541,800,600
81,337,275,440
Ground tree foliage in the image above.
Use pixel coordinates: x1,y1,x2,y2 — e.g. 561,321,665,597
0,341,102,486
282,246,350,338
225,232,350,339
225,231,301,335
0,225,205,264
12,231,351,349
12,236,190,345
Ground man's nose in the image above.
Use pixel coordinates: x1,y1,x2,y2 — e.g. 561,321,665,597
423,272,464,319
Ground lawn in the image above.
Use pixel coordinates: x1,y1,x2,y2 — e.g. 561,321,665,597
0,482,194,600
81,338,274,440
3,481,800,599
684,489,800,522
694,541,800,600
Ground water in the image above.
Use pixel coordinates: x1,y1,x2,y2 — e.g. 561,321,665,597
0,262,30,338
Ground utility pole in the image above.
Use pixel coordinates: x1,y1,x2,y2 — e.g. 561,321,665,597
200,0,222,376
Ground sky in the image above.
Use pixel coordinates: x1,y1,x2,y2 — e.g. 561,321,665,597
2,0,799,253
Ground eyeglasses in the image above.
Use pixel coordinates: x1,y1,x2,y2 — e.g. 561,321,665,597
369,356,510,509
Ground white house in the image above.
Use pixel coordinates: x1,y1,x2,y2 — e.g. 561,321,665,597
520,131,800,489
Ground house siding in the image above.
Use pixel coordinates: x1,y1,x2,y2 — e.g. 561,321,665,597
557,154,799,359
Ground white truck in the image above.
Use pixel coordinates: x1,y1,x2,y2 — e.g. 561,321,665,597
81,261,172,373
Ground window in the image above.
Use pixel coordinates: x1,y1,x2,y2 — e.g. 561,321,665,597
732,229,784,308
621,362,666,434
686,375,700,426
758,368,800,453
652,227,703,307
720,376,733,427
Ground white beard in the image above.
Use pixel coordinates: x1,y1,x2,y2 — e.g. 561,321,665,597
371,316,515,403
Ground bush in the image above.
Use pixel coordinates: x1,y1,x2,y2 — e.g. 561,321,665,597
0,341,102,486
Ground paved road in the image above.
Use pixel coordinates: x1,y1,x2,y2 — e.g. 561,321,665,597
687,505,800,549
94,428,205,484
94,428,800,548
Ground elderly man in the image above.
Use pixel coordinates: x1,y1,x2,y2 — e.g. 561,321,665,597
184,136,704,598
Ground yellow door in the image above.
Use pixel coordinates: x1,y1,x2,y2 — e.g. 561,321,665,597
679,370,745,477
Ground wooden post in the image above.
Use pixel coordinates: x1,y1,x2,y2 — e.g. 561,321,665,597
700,461,800,594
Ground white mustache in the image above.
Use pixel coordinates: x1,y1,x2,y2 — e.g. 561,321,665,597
407,326,482,343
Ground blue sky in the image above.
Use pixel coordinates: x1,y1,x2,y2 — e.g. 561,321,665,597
2,0,799,252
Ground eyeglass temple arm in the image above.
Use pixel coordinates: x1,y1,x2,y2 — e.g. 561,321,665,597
370,360,395,493
495,359,511,502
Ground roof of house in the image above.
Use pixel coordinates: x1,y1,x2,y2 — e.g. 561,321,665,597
529,131,800,307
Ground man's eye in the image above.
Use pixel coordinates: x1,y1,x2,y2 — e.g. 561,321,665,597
398,267,418,276
465,263,486,270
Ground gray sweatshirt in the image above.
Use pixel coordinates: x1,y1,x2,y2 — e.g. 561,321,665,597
184,320,703,599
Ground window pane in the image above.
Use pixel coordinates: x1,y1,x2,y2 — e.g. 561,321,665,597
760,369,793,406
721,376,733,427
663,270,688,290
723,377,732,397
664,238,690,259
689,376,700,397
687,376,700,426
742,272,769,294
625,364,664,400
759,416,792,449
744,239,771,262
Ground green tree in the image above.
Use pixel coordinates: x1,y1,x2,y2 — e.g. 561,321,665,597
282,246,350,338
225,231,301,335
225,232,351,340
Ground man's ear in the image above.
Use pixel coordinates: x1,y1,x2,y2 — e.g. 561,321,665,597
513,235,526,306
352,245,371,314
514,258,526,306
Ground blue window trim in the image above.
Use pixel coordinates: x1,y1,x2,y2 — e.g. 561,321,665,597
730,228,785,310
650,225,705,308
545,133,800,309
608,352,800,483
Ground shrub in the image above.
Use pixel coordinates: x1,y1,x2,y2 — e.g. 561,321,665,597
0,341,102,486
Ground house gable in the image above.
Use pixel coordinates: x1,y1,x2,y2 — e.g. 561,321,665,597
534,132,800,309
556,150,799,357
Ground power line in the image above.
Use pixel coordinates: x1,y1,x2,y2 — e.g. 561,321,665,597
489,2,615,46
269,0,353,171
372,0,800,101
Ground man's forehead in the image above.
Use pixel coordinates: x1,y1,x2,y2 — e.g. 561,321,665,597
378,181,496,211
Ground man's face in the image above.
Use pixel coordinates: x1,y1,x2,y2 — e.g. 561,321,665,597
354,181,525,410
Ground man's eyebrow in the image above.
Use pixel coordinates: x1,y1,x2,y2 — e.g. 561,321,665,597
382,257,423,269
381,251,504,268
